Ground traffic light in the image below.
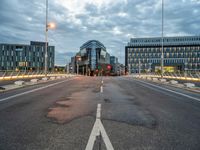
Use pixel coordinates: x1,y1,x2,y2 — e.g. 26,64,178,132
98,65,102,70
107,65,111,70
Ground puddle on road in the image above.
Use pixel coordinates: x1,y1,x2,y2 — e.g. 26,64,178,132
47,89,98,124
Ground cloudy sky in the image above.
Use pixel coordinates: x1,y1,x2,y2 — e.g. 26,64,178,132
0,0,200,65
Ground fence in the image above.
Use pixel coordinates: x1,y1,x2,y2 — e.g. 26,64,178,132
0,70,72,80
131,72,200,81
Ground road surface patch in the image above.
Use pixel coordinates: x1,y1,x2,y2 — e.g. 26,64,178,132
47,89,98,124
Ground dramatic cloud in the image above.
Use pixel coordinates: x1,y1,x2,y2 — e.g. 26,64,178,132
0,0,199,65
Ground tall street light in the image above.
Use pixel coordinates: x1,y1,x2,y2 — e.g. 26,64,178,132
45,0,55,77
45,0,48,77
161,0,164,78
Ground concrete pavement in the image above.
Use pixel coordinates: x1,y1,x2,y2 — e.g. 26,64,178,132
0,76,200,150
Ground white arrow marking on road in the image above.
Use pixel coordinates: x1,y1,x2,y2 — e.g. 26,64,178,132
85,104,114,150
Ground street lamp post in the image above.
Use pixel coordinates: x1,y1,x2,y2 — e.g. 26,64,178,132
184,61,188,77
45,0,48,77
76,56,81,75
139,59,141,76
161,0,164,78
77,63,79,75
44,0,55,77
83,66,85,75
149,63,152,73
86,65,88,76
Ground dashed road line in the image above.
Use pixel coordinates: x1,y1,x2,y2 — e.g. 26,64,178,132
100,78,104,93
100,86,103,93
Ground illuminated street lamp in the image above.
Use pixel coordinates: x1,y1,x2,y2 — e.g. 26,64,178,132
48,22,56,29
45,0,56,77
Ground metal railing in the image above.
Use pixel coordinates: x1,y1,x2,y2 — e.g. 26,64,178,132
131,72,200,81
0,70,74,80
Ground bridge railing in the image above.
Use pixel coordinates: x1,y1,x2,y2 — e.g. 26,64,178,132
0,70,75,80
131,72,200,81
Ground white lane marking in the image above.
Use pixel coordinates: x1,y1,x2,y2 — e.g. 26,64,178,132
132,79,200,102
0,78,73,102
96,103,101,119
102,80,104,84
100,86,103,93
98,119,114,150
85,104,114,150
101,78,104,93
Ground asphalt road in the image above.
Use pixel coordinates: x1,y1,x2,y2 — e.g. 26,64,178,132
0,76,200,150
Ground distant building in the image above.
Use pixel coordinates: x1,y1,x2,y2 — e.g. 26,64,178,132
73,40,111,76
110,56,119,74
69,56,76,73
0,41,55,71
125,36,200,73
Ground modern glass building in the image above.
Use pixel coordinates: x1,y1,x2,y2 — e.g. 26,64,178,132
125,36,200,73
75,40,110,76
0,41,55,71
110,56,119,74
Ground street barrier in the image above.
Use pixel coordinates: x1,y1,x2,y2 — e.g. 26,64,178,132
169,80,178,84
14,81,25,86
50,77,56,80
42,77,48,81
56,76,61,79
30,79,39,83
131,72,200,82
159,79,167,82
152,78,158,81
147,77,152,80
184,83,195,88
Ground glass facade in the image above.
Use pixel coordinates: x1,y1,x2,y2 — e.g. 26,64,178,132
125,36,200,73
0,41,55,71
91,42,97,70
110,56,119,74
75,40,110,75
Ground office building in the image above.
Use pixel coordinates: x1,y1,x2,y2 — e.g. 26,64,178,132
0,41,55,71
73,40,111,76
125,36,200,73
110,56,119,74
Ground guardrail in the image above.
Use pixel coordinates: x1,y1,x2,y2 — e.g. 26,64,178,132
0,70,75,80
131,72,200,81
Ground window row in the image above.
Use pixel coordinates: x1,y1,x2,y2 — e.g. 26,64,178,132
128,47,200,53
